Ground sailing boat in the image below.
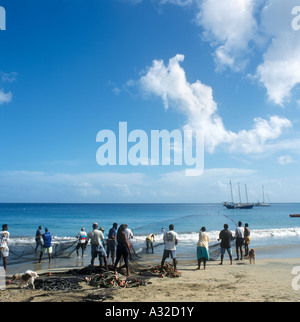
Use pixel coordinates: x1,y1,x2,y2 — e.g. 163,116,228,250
254,185,270,207
223,180,235,209
235,183,254,209
223,181,254,209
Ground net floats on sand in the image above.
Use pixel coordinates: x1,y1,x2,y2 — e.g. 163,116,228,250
151,264,181,278
87,271,146,289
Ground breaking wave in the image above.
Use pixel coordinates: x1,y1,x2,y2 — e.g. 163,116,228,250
133,227,300,246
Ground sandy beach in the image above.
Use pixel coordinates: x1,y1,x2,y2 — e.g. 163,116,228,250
1,246,300,303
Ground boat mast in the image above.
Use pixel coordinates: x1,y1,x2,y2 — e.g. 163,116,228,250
238,182,241,204
230,180,234,203
262,184,265,204
245,184,249,204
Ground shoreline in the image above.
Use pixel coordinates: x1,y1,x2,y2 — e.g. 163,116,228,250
3,243,300,276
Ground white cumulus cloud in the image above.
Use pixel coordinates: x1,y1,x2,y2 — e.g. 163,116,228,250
157,0,300,106
195,0,258,71
195,0,300,105
255,0,300,106
140,54,292,153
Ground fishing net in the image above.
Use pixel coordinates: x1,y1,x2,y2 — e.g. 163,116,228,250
6,238,78,265
34,277,82,291
4,212,238,268
130,239,224,262
124,212,240,271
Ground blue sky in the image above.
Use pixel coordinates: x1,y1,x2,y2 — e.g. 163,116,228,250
0,0,300,203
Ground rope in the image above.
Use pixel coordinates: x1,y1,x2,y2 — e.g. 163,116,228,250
131,214,203,234
222,213,238,227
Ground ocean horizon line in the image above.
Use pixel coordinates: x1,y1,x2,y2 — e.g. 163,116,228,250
0,202,299,205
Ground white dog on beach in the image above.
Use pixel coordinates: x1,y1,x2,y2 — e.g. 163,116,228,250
12,270,39,289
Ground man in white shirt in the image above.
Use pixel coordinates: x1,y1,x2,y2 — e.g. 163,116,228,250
160,224,178,272
86,223,108,268
0,224,10,271
235,221,244,260
124,224,134,259
124,225,133,244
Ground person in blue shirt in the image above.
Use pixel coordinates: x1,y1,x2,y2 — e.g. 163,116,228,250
107,223,118,265
39,227,52,263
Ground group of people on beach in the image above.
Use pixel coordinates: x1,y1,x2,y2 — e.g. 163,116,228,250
35,223,135,276
196,221,251,269
0,220,250,275
36,222,135,276
74,222,134,276
36,222,178,277
143,221,251,273
145,221,251,273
